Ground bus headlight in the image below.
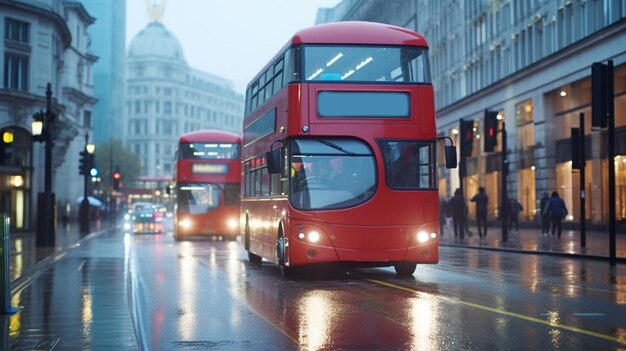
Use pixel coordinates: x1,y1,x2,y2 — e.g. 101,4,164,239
298,230,321,243
179,219,192,229
227,218,238,230
308,231,320,243
417,230,436,243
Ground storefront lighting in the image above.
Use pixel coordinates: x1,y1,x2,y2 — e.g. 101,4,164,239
560,90,567,97
9,175,24,188
451,128,459,135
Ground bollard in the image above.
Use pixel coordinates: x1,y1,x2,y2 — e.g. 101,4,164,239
0,213,21,314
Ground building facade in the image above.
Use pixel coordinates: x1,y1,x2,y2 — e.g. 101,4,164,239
0,0,97,230
79,0,126,146
125,19,244,178
318,0,626,227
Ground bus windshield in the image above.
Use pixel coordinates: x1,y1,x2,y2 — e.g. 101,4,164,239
290,138,375,210
179,143,240,160
177,184,221,214
303,45,430,83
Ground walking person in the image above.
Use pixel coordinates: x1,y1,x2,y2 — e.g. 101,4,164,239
448,188,467,240
509,198,523,233
543,191,568,238
439,196,448,236
470,187,488,238
539,192,551,235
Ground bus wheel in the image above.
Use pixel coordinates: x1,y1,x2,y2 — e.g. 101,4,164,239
248,251,262,265
281,265,298,280
394,263,416,277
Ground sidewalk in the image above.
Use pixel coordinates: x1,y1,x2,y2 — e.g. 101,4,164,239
439,223,626,262
8,220,113,288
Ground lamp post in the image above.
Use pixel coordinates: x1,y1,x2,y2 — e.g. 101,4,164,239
79,133,95,234
31,83,56,247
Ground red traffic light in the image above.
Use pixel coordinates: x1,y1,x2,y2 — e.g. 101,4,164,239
113,171,121,180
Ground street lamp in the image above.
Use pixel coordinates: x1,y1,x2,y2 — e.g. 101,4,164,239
31,83,57,247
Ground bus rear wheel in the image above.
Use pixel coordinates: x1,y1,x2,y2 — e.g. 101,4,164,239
248,251,262,265
394,263,417,277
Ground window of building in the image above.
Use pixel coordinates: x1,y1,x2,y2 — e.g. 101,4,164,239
83,110,92,128
3,53,28,91
516,100,534,149
5,18,29,43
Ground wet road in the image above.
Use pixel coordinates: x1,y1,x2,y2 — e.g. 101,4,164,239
6,228,626,350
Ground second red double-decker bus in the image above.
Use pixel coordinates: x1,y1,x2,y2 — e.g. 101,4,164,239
173,130,241,241
241,21,454,277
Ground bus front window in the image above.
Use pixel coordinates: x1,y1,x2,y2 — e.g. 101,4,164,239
177,184,221,214
290,138,375,210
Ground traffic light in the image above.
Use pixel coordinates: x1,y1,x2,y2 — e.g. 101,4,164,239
0,129,14,164
79,150,95,176
113,169,122,190
79,151,89,175
484,110,499,152
459,119,474,157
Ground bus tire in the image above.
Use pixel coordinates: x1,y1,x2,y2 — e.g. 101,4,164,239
394,263,417,277
248,251,262,265
281,265,298,280
244,216,251,250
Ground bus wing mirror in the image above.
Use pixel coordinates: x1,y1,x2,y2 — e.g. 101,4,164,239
445,145,457,169
266,148,282,174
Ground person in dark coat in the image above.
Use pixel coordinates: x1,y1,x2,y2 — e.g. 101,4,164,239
543,191,568,238
539,192,551,235
509,198,523,232
470,187,488,238
439,196,448,236
448,188,467,239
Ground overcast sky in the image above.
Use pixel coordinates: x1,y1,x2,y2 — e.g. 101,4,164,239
126,0,342,94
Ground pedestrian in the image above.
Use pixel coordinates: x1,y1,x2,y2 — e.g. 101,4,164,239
439,196,448,236
543,191,568,238
448,188,467,239
470,186,488,238
509,198,523,232
539,192,551,235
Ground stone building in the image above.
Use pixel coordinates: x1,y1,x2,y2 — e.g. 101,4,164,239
0,0,97,230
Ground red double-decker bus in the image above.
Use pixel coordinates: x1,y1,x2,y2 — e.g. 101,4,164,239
241,21,454,277
173,130,241,241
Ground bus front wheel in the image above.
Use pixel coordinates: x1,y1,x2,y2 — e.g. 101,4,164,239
394,263,417,277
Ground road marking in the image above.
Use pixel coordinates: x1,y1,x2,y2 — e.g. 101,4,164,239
368,279,626,346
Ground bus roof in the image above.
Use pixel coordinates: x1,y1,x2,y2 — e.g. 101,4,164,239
291,21,429,47
179,129,242,144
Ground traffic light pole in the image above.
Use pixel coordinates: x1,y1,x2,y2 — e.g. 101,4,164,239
500,122,508,243
34,84,57,248
79,133,90,234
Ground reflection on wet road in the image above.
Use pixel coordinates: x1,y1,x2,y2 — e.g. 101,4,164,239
5,229,626,350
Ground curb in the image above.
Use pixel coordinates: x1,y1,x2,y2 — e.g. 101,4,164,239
441,243,626,264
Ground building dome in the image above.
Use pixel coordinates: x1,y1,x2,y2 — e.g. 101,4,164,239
128,22,186,62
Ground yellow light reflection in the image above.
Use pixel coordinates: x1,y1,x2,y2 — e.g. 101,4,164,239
409,296,436,351
298,293,331,350
82,289,93,336
178,244,197,340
